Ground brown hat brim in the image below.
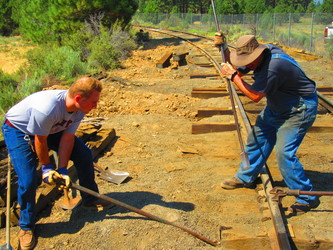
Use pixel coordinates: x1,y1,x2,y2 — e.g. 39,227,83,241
230,44,267,67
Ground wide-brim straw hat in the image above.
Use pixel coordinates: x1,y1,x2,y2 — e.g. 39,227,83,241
230,35,267,67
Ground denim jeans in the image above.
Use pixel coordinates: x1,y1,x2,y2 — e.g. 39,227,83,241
235,93,318,205
2,124,99,230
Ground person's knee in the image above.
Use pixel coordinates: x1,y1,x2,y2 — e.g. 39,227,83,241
72,144,93,163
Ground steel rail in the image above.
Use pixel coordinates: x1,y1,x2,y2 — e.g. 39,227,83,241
144,27,292,249
317,91,333,113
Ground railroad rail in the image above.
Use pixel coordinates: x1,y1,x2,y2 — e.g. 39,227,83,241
136,26,333,249
1,27,332,248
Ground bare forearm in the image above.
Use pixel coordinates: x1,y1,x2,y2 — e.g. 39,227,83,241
34,135,50,165
57,133,74,167
233,74,265,102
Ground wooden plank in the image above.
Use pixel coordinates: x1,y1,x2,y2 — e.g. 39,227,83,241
197,107,233,117
318,92,333,95
248,121,333,133
156,51,173,68
192,87,243,95
191,90,230,98
173,52,188,62
317,86,333,92
190,74,220,79
308,123,333,133
192,87,226,91
192,122,237,134
87,128,117,158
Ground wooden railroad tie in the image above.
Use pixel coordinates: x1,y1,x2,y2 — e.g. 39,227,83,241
197,107,233,118
308,122,333,133
192,121,333,134
317,86,333,93
156,51,189,68
191,87,243,99
192,122,237,134
156,51,173,68
190,74,220,79
196,107,263,118
173,52,188,66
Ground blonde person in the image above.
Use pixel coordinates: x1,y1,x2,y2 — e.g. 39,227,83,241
2,77,112,249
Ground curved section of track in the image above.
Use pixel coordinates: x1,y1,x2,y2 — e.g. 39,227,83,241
140,26,333,250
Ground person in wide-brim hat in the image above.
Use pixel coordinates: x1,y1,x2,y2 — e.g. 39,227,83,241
218,33,320,216
230,35,267,67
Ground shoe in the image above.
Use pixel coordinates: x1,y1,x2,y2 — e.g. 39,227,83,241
221,177,247,190
82,198,115,211
18,229,36,250
287,199,320,216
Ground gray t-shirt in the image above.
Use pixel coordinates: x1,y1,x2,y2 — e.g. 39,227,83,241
6,90,84,136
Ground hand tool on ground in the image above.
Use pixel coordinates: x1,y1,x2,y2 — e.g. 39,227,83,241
94,163,129,185
210,0,251,170
0,156,13,250
55,188,82,210
50,151,81,210
54,177,220,246
270,186,333,202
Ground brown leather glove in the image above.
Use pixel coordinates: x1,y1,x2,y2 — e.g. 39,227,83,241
221,62,237,80
214,30,227,51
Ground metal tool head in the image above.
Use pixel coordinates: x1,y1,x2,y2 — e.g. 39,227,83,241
99,169,129,185
94,163,129,184
55,189,82,210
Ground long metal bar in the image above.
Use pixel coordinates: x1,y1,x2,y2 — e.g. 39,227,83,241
70,183,220,246
317,91,333,106
210,0,251,170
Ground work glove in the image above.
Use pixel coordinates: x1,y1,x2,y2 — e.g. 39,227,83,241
214,30,227,52
56,167,71,190
41,164,71,189
221,62,238,81
41,164,57,185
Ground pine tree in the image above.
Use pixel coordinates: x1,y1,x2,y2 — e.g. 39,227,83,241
0,0,17,35
10,0,138,43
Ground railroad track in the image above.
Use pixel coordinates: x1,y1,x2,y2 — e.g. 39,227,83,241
136,26,333,249
1,27,332,248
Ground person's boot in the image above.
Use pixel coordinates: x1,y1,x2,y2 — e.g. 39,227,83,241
221,177,246,189
18,229,36,250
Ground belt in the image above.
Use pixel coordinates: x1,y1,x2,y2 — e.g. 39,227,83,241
5,119,17,129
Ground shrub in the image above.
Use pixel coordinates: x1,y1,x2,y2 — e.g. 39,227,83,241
0,70,19,115
24,45,89,81
87,26,120,71
87,22,137,71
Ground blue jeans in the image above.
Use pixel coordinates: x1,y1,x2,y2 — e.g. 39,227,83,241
235,93,318,205
1,124,99,230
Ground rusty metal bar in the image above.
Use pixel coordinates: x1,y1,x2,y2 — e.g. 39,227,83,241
70,182,220,246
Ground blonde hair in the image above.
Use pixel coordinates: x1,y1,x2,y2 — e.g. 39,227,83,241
68,77,102,99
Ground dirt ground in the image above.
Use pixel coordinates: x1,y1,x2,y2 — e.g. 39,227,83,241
1,32,333,249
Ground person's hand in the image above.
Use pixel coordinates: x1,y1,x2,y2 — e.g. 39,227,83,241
214,30,227,52
221,62,237,80
56,167,71,189
41,164,57,185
